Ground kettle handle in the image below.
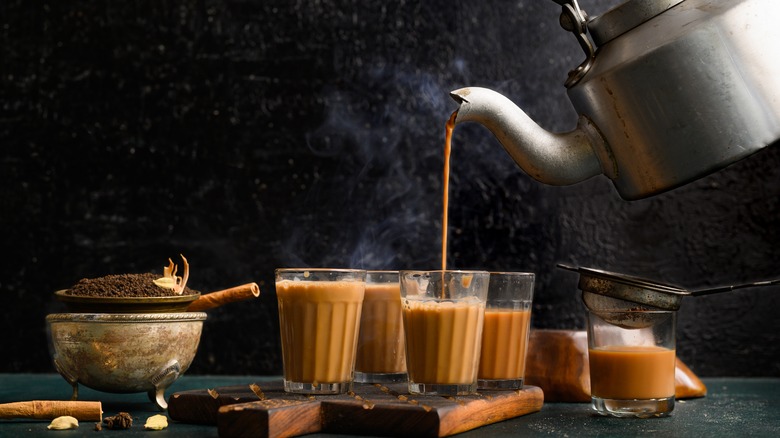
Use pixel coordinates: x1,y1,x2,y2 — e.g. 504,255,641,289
553,0,595,87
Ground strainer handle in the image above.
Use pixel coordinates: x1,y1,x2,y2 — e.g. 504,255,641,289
690,278,780,296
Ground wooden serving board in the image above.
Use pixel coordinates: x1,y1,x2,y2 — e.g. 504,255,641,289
168,380,544,438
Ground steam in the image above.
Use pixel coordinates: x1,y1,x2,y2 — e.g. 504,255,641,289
274,42,534,271
277,61,461,270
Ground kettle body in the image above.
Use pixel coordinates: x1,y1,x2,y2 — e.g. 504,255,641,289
452,0,780,200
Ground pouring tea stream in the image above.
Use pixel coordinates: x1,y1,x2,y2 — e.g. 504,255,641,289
450,0,780,200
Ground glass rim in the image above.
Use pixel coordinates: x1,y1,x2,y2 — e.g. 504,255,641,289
488,271,535,277
399,269,490,275
275,268,367,274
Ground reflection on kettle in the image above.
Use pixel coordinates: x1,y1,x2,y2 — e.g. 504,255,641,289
451,0,780,200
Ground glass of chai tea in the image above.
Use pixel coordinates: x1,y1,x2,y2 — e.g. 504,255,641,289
275,268,366,394
478,272,535,390
399,270,490,396
354,270,407,383
587,309,677,418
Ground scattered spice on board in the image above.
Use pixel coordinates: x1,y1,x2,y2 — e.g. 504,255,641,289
103,412,133,430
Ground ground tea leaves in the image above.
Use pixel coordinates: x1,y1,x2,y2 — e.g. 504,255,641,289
66,273,198,297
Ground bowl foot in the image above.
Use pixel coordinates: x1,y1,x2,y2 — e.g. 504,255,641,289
149,360,182,411
148,390,168,411
54,357,80,400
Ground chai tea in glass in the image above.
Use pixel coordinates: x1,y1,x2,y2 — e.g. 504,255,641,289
587,309,676,418
354,270,407,383
478,272,535,390
275,268,366,394
400,270,489,396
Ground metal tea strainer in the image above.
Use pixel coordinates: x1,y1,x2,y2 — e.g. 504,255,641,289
558,264,780,329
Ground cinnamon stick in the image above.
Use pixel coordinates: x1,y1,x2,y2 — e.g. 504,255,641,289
0,401,102,421
187,282,260,312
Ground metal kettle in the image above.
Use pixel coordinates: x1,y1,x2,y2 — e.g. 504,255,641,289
451,0,780,200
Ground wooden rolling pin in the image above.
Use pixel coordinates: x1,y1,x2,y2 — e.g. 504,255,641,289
0,401,102,421
187,282,260,312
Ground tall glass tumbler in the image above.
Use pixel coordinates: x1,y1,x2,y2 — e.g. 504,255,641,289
400,270,490,396
354,271,407,383
275,268,366,394
478,272,535,390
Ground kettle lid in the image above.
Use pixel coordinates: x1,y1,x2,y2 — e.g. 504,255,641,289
588,0,685,46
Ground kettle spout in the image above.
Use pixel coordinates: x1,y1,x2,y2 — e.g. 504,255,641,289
450,87,607,186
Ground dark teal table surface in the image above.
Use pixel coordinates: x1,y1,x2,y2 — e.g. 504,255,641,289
1,374,779,437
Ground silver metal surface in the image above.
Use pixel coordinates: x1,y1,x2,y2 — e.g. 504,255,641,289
689,278,780,296
54,289,200,313
452,0,780,200
450,87,604,185
587,0,685,46
47,312,207,411
560,264,780,328
581,292,667,328
564,265,688,310
564,265,687,328
556,0,595,86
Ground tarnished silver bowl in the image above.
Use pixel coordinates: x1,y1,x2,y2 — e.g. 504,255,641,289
46,312,207,410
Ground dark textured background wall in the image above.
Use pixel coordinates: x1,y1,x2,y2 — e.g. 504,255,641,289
2,0,779,377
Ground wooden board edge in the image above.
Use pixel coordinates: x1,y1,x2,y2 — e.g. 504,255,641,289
320,399,442,437
217,399,323,438
438,385,545,437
